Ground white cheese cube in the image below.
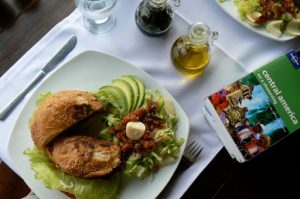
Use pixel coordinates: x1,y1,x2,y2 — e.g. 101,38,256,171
126,122,146,140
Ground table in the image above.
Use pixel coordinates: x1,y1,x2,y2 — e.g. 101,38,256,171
1,0,300,199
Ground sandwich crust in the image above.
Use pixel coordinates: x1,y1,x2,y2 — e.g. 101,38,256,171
47,135,121,178
31,90,102,149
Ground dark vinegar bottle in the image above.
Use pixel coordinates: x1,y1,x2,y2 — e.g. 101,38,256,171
135,0,180,36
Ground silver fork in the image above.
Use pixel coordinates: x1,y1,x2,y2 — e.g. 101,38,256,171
178,140,204,171
157,141,203,198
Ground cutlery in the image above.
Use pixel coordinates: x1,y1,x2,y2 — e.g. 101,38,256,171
180,140,203,168
0,35,77,121
171,141,203,176
157,140,203,198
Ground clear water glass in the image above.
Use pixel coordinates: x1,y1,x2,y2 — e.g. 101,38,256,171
75,0,118,34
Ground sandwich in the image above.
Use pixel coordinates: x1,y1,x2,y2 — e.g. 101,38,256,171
26,90,122,198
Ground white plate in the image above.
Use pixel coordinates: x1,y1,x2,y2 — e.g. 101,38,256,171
215,0,296,41
8,51,189,199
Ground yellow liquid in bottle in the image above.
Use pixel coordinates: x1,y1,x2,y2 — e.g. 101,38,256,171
171,37,211,78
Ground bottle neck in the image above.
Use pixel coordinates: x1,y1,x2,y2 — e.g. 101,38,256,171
183,36,207,49
187,23,210,46
149,0,167,9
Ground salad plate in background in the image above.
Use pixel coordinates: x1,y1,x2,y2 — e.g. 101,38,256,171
8,51,189,199
215,0,300,41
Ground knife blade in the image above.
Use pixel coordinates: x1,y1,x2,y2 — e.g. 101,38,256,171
0,35,77,121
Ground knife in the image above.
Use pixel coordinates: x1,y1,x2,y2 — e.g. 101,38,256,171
0,35,77,121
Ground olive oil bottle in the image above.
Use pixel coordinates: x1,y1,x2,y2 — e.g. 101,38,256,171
171,23,218,77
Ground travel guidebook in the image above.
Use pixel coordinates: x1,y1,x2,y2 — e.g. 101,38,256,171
203,50,300,163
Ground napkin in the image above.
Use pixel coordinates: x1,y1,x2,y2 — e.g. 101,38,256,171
0,0,279,198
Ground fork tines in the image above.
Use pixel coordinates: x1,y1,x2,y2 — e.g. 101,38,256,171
184,141,203,163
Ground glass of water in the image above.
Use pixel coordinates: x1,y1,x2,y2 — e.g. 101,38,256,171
75,0,118,33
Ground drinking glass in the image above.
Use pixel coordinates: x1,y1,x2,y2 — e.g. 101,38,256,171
75,0,118,33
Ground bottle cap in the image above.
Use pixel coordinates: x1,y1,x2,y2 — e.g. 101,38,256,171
152,0,166,4
150,0,167,7
188,23,210,44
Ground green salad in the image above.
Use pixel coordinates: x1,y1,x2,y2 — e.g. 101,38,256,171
24,75,184,199
94,75,184,178
231,0,300,37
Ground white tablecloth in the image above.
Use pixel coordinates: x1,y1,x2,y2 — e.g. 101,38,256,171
0,0,298,198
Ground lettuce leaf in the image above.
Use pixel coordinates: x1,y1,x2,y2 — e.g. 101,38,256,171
35,92,52,106
234,0,262,20
24,148,120,199
99,128,113,141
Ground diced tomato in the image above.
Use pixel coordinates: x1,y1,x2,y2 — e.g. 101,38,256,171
110,99,165,160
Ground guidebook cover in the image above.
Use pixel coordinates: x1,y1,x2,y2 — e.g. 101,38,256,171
203,50,300,162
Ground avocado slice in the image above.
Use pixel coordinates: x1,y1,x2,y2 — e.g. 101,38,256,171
130,75,145,108
98,85,129,116
112,79,134,112
94,90,119,109
121,76,140,110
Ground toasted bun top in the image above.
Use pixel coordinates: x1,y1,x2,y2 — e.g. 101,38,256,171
31,90,102,149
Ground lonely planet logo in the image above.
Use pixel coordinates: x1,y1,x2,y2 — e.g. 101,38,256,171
287,50,300,69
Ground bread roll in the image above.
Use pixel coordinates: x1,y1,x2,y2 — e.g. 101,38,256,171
31,90,102,149
47,135,121,178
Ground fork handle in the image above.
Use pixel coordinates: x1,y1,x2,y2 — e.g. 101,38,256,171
175,157,192,174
